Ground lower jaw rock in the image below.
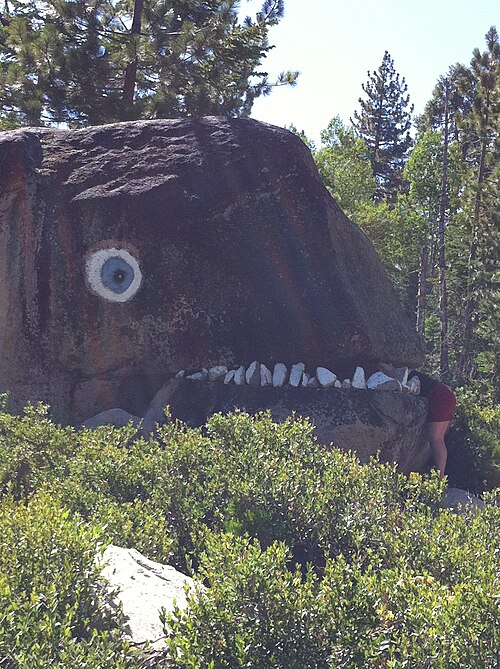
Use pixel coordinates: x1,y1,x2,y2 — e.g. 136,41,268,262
79,363,428,475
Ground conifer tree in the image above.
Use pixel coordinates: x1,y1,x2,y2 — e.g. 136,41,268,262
418,63,475,152
413,28,499,385
0,0,298,127
352,51,414,201
459,26,500,380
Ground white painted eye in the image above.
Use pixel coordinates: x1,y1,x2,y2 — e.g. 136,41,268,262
85,248,142,302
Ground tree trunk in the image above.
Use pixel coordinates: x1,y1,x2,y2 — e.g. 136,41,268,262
437,79,449,382
459,146,486,379
122,0,144,106
416,241,429,336
459,91,490,380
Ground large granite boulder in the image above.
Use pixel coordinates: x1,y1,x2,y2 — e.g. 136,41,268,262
0,118,423,423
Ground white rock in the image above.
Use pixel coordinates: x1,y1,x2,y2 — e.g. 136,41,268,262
234,365,246,385
367,372,402,391
224,369,236,384
352,366,366,389
175,370,185,379
383,379,402,391
100,545,199,649
334,379,342,388
186,371,205,381
301,372,309,387
289,363,305,387
246,360,260,385
307,376,319,388
208,365,228,382
316,366,337,388
341,379,351,389
201,368,208,379
272,363,288,387
367,372,395,389
260,364,272,386
407,376,421,394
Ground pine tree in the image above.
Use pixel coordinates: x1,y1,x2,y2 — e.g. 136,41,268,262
351,51,414,201
414,28,499,385
404,130,445,339
418,63,474,147
459,26,500,380
436,77,450,381
0,0,298,127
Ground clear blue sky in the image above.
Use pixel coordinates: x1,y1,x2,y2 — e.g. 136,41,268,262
240,0,499,143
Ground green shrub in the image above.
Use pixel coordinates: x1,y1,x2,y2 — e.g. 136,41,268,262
0,490,140,668
166,515,500,669
0,400,78,499
0,404,498,667
187,411,447,571
0,406,454,572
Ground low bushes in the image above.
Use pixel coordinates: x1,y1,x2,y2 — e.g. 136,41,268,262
0,402,499,668
167,526,499,668
0,490,138,668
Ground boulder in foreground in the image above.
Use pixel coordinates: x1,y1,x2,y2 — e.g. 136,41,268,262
100,545,198,648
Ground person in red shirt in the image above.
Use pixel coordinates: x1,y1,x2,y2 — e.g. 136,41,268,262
378,363,456,477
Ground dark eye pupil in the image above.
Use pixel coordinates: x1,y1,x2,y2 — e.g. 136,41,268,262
101,256,135,294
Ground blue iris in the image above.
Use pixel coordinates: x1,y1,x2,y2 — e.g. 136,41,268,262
101,257,134,294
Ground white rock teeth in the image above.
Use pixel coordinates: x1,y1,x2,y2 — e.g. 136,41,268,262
406,376,421,394
272,362,288,387
245,361,260,386
224,369,236,384
186,371,205,381
316,366,336,388
367,372,401,392
367,371,393,389
181,363,414,394
289,363,305,387
260,364,272,386
352,366,366,389
208,365,228,382
234,365,246,385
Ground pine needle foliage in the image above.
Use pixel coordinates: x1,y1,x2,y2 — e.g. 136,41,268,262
352,51,414,202
0,0,298,127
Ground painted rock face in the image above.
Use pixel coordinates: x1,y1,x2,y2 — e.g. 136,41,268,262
0,118,424,423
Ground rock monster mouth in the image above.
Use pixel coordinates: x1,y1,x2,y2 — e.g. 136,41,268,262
80,360,429,477
81,361,421,431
